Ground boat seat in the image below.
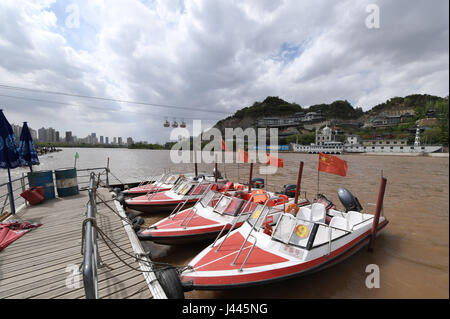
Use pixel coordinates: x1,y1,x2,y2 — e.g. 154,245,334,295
346,211,364,230
310,203,327,223
297,206,311,221
329,216,348,231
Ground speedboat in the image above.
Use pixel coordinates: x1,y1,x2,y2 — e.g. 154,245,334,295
122,172,215,197
122,173,183,197
137,188,310,244
179,186,389,290
124,178,229,214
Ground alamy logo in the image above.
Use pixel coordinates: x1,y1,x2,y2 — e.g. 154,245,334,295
65,264,80,289
365,264,380,288
169,121,282,174
65,4,80,29
365,4,380,29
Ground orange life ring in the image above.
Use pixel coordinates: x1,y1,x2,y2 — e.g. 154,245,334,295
285,203,299,216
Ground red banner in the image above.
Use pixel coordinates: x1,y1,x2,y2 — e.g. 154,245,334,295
318,152,347,176
238,148,250,163
221,139,229,151
266,154,284,168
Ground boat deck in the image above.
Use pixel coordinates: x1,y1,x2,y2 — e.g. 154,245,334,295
0,188,156,299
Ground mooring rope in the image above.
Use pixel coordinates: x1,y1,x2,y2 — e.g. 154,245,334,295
81,217,192,274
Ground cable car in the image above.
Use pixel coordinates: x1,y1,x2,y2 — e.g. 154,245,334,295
163,120,170,128
180,119,186,128
172,119,178,128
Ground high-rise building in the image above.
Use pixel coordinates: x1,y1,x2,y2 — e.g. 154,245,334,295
47,127,56,143
127,137,133,146
11,124,21,142
113,137,117,144
30,128,37,141
100,136,104,144
91,133,98,144
56,131,60,142
118,137,123,145
65,131,73,143
105,137,109,144
38,127,47,142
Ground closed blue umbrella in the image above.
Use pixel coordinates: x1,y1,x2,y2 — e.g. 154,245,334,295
0,109,25,214
19,122,40,172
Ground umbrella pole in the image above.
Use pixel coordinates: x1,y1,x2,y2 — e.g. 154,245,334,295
7,167,16,214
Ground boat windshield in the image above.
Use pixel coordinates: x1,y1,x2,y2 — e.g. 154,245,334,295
187,183,211,195
272,213,314,248
174,182,193,195
246,204,271,228
165,174,179,185
199,190,220,208
213,196,245,216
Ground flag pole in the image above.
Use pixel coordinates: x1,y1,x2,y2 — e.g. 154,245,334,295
294,161,304,205
316,169,320,199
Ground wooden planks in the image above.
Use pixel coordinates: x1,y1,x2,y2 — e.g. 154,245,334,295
0,188,153,299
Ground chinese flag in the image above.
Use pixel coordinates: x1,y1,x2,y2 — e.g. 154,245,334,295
318,152,347,177
238,148,250,163
266,154,284,168
221,139,229,151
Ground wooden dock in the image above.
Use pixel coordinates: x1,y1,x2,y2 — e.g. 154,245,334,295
0,188,162,299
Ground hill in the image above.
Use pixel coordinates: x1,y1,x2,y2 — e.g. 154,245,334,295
213,94,448,132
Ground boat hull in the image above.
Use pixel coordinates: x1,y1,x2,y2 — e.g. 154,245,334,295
125,200,197,214
122,187,171,197
137,228,225,245
180,220,388,290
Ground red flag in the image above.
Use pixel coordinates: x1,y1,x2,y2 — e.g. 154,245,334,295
266,154,284,168
221,139,229,151
318,152,347,176
238,148,250,163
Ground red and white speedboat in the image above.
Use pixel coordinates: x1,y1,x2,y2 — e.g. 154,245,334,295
125,179,229,213
122,173,183,197
180,185,389,290
137,188,309,244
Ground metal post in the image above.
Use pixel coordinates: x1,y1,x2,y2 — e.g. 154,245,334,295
20,173,26,205
7,169,16,214
294,161,304,205
248,163,253,192
106,157,110,187
214,162,218,182
368,177,387,252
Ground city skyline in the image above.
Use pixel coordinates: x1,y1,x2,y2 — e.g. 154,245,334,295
10,123,138,146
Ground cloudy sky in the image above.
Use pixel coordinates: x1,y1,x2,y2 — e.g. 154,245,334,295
0,0,448,143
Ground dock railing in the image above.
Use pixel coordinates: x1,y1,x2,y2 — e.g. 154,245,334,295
0,166,122,217
0,174,29,218
82,172,101,299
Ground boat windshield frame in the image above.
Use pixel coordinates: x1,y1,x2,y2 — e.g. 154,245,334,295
271,213,352,251
173,181,191,194
212,196,246,216
199,190,216,208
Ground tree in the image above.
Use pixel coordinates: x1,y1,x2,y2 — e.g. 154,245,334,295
422,127,442,145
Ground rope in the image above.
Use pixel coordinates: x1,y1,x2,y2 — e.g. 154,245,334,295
82,217,192,274
95,192,133,226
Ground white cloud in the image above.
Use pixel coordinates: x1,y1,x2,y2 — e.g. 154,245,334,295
0,0,448,143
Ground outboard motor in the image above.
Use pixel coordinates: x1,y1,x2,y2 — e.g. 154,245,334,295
280,184,297,198
212,168,222,179
251,178,264,189
193,174,205,181
337,187,363,212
